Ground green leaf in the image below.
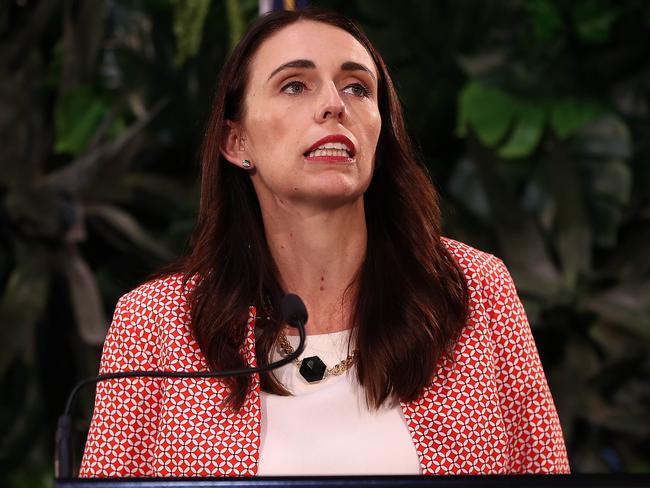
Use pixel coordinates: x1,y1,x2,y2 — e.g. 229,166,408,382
550,98,608,139
54,87,109,156
498,103,546,159
173,0,211,67
45,98,169,194
457,81,517,146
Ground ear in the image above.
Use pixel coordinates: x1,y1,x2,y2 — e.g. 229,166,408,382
220,120,248,167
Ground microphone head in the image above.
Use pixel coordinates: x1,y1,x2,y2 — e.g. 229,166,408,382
281,293,308,328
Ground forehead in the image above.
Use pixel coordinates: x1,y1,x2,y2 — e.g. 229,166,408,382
249,20,378,82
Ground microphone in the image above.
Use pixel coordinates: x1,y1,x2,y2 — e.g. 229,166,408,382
281,292,308,331
55,293,308,479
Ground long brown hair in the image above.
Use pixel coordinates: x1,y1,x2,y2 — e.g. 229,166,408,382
168,8,469,411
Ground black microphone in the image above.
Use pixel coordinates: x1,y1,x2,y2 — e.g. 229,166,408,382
55,293,308,479
281,292,309,331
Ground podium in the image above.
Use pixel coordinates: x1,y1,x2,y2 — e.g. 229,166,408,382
53,475,650,488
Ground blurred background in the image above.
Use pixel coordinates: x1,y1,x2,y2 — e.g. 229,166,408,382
1,0,649,485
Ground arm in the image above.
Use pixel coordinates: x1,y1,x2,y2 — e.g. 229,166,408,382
487,258,570,474
79,290,163,478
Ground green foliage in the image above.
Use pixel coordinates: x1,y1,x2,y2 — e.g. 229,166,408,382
54,87,126,155
497,102,545,159
226,0,245,50
323,0,648,473
0,0,249,483
457,82,518,147
173,0,211,67
458,81,608,157
448,0,650,472
0,0,649,483
550,98,609,139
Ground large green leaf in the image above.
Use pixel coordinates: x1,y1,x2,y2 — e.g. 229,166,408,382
54,87,109,156
457,81,518,147
550,98,608,139
498,102,546,159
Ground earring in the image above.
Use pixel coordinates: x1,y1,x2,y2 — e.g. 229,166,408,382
242,159,252,169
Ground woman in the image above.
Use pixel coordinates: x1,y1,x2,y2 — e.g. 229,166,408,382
80,8,570,477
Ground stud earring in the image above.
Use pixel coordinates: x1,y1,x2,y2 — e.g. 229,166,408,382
242,159,252,169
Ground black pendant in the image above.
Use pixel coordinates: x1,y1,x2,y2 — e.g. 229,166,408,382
299,356,327,383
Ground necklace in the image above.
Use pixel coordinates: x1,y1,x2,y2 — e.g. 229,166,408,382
278,331,357,383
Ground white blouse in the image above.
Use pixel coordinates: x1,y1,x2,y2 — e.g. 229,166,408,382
257,329,421,475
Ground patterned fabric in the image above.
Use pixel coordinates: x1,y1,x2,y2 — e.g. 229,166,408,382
80,238,570,477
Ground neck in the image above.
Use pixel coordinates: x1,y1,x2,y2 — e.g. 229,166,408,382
261,199,367,335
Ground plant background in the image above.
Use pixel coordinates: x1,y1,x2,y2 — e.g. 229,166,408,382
1,0,649,485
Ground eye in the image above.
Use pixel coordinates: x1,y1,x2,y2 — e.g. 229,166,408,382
343,83,371,98
281,80,307,95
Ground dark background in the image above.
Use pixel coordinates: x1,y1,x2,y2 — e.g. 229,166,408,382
1,0,649,485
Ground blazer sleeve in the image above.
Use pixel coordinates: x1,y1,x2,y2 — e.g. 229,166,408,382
79,290,163,477
487,258,571,474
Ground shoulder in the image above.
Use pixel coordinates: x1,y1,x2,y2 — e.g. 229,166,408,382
441,237,510,292
100,274,195,372
115,273,194,323
441,237,527,340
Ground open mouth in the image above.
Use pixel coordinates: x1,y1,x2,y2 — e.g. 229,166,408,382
304,142,353,159
304,135,356,162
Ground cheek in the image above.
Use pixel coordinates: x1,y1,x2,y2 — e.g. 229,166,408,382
247,113,282,151
359,106,381,151
246,110,303,164
370,112,381,145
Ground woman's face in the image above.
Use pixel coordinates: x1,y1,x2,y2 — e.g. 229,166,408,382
226,20,382,210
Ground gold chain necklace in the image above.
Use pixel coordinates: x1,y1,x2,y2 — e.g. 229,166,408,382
278,331,357,383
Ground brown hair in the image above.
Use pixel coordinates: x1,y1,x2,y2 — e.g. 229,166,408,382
168,8,469,411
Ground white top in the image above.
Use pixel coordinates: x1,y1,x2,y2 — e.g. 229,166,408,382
257,329,421,475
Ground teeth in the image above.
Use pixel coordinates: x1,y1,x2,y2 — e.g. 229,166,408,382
315,142,349,151
307,148,350,158
306,142,352,158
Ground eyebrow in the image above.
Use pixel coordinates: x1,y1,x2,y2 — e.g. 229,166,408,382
266,59,377,82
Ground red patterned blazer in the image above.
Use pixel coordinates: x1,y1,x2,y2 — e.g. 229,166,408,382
80,239,570,477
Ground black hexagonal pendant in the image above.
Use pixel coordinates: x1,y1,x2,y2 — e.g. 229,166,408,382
299,356,327,383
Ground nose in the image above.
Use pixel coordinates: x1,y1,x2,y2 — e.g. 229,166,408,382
315,82,346,123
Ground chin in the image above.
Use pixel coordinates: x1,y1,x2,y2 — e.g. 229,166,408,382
311,172,371,195
302,186,367,209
